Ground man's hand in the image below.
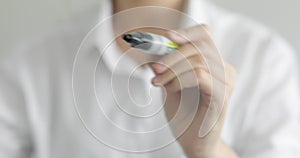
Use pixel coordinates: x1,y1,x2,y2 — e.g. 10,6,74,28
150,25,238,158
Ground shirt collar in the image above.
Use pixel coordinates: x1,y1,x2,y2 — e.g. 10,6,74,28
93,0,212,79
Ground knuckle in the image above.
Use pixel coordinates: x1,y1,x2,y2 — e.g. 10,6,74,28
166,80,179,92
226,63,235,73
177,44,192,54
194,67,205,79
165,69,176,80
199,24,209,31
190,54,202,62
225,63,236,80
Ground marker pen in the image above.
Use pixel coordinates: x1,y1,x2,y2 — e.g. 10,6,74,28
123,32,179,55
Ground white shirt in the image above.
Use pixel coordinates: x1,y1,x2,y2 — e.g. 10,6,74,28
1,0,300,158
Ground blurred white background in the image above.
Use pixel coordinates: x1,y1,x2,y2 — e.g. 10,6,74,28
1,0,299,62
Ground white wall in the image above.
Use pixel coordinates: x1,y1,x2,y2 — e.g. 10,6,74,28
1,0,100,58
1,0,299,60
212,0,300,58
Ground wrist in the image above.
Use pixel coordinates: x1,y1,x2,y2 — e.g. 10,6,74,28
184,140,220,158
185,139,238,158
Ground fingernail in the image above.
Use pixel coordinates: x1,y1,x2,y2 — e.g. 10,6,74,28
152,77,161,86
153,64,166,73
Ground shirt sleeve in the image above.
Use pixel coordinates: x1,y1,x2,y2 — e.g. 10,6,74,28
0,67,33,158
237,34,300,158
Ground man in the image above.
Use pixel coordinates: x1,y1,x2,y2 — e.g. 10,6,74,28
0,0,299,158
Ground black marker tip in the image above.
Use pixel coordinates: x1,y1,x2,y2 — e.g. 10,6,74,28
123,34,133,43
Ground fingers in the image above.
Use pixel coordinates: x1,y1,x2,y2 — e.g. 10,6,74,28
152,55,205,86
152,44,202,74
161,65,234,98
151,56,235,95
164,68,212,93
167,24,210,44
150,24,236,95
150,28,212,93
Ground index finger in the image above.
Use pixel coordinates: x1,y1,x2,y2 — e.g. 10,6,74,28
167,24,210,44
